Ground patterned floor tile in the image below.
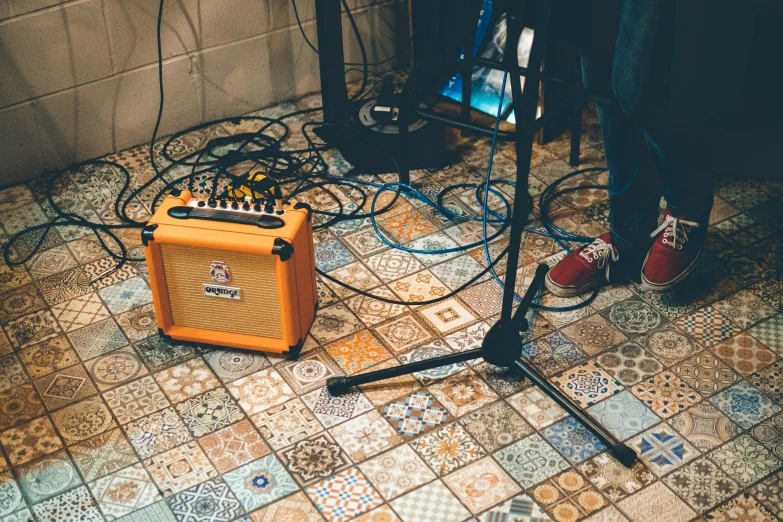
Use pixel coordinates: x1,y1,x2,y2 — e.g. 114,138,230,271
668,401,741,452
507,386,568,430
471,361,528,398
305,467,384,522
98,277,153,315
198,419,269,475
674,307,739,348
17,336,79,380
203,349,269,384
309,303,364,345
51,397,115,444
380,390,454,441
70,427,138,482
597,342,664,386
50,292,111,333
749,360,783,406
324,334,390,379
630,371,701,419
132,336,201,372
314,238,357,272
477,493,552,522
301,386,374,429
0,354,28,394
605,299,663,336
390,270,450,304
37,267,91,307
429,254,486,291
747,315,783,356
711,433,779,487
364,250,425,283
176,387,245,437
280,431,349,485
67,318,129,360
494,434,570,488
542,416,608,464
706,493,778,522
442,456,521,514
114,304,157,343
561,314,628,356
642,325,699,367
84,347,147,392
31,485,104,522
671,353,741,403
713,290,777,329
751,411,783,460
167,478,244,522
329,408,402,463
372,314,435,354
390,479,471,522
626,423,698,477
17,449,83,503
578,452,655,502
711,334,777,377
586,391,661,441
750,469,783,519
104,375,170,425
88,462,161,520
4,309,63,349
326,261,384,301
427,370,499,417
0,471,26,520
538,294,593,329
396,342,468,386
154,358,220,405
222,454,298,513
709,381,781,429
0,382,45,430
124,407,193,459
616,482,696,522
359,443,435,501
662,458,740,514
412,422,485,476
552,361,623,408
228,369,295,418
0,416,62,466
33,364,98,410
416,297,480,336
251,398,323,451
144,441,217,496
521,331,587,377
461,400,532,452
0,284,47,324
529,469,607,522
248,490,322,522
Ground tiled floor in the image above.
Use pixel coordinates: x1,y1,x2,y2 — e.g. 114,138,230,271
1,87,782,522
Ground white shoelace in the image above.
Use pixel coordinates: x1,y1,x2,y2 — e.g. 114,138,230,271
650,215,700,250
579,237,619,268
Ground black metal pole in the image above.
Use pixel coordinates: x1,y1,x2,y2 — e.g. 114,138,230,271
315,0,350,124
326,348,483,394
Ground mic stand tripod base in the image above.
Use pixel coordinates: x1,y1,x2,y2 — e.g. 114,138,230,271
325,263,638,468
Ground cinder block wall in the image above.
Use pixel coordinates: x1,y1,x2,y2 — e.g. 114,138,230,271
0,0,409,187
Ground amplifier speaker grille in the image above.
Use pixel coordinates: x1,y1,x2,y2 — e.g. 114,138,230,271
160,243,283,339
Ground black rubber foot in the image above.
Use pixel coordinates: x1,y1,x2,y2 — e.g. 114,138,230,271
326,377,351,396
611,443,637,468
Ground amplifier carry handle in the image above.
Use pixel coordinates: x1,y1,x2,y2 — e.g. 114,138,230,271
167,206,285,229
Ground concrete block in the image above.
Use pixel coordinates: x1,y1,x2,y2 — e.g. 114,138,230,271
7,0,60,17
270,0,386,32
34,55,200,171
0,103,43,187
0,1,11,21
103,0,271,71
342,1,409,68
0,0,113,108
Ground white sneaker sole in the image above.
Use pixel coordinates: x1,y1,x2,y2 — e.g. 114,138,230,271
545,271,605,298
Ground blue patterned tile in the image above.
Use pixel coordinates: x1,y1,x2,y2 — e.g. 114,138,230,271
494,434,569,488
626,424,699,477
167,478,244,522
315,239,356,272
222,454,298,512
521,332,587,377
541,417,608,464
586,391,661,441
98,277,153,315
709,381,782,429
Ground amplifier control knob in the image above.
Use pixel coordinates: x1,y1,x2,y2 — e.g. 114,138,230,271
242,201,250,211
197,201,206,207
264,204,273,214
231,201,239,210
219,199,227,209
208,199,217,208
275,209,285,215
253,203,262,212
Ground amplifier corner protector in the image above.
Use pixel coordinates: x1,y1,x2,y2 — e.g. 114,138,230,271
141,224,159,246
293,202,313,221
272,238,293,261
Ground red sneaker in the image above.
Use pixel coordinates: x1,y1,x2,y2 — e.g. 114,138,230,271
545,233,619,297
641,210,704,292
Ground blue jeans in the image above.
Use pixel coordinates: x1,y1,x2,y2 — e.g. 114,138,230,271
582,0,714,249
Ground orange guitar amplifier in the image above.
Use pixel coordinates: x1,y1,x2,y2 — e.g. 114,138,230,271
141,190,317,355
